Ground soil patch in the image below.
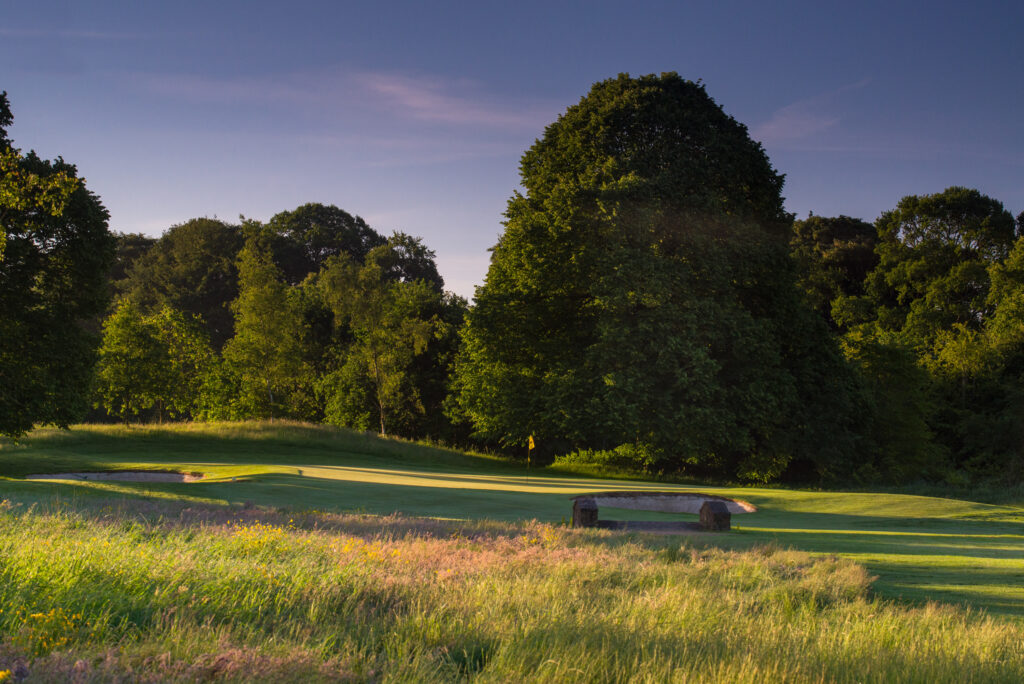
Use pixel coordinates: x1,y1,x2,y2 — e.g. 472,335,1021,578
26,471,204,483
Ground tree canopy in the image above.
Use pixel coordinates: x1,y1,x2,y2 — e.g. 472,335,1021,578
790,215,878,328
453,73,857,480
0,91,114,438
93,302,212,423
317,235,462,437
109,232,156,289
839,187,1018,352
837,189,1018,344
817,189,1022,482
120,218,244,350
265,203,387,285
221,234,308,420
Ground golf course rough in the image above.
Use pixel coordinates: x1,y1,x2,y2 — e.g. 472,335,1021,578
0,422,1022,681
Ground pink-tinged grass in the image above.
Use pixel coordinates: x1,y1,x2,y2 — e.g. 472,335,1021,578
0,498,1021,682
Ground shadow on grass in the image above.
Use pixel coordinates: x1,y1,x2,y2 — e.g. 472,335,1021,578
301,465,692,493
867,565,1024,618
723,515,1024,618
4,473,578,522
0,424,511,471
748,527,1024,559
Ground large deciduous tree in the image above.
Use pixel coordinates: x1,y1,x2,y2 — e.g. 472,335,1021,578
265,203,387,285
453,73,858,481
838,187,1017,352
92,301,166,424
790,215,878,328
93,302,212,423
221,235,308,420
317,237,456,437
109,232,156,291
832,187,1020,480
0,91,114,438
121,218,244,349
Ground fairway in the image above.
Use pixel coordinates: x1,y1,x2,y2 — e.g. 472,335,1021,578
4,422,1024,620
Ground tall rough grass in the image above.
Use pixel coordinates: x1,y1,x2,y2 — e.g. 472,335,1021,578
0,498,1020,682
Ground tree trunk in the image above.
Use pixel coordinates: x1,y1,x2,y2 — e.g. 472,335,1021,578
266,378,275,423
371,355,386,436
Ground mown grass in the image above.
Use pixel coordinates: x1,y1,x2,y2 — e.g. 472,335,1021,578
0,498,1022,682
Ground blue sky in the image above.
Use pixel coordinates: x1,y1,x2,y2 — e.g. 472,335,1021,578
3,0,1022,298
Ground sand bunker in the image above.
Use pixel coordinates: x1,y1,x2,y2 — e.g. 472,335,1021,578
26,471,204,483
571,491,756,534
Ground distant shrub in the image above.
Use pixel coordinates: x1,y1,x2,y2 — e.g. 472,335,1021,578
553,442,666,472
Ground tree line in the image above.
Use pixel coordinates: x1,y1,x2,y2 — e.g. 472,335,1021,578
2,78,1022,486
95,211,466,441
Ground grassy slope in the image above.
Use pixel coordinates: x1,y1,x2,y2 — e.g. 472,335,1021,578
3,422,1023,619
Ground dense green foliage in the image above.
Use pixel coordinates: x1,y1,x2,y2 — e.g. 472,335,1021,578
841,187,1017,350
265,202,387,285
791,214,878,327
453,73,858,481
5,82,1024,488
93,204,466,440
0,92,115,439
817,188,1024,481
221,238,310,420
318,240,450,435
93,302,213,423
108,232,155,284
119,218,243,349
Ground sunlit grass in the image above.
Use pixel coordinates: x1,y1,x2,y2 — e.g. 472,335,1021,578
0,499,1021,682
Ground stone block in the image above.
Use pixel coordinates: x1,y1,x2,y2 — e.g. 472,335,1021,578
572,497,599,528
700,500,731,531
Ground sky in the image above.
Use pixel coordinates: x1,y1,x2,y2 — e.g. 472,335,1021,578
2,0,1022,299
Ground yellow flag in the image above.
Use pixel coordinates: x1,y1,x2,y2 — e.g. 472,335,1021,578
528,435,535,451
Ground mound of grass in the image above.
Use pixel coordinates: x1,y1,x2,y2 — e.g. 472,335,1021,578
0,498,1021,682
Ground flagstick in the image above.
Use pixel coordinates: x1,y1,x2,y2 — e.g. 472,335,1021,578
526,435,535,486
528,437,533,485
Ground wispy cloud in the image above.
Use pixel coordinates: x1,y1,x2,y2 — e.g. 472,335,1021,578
752,79,870,145
352,72,549,129
132,67,554,132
